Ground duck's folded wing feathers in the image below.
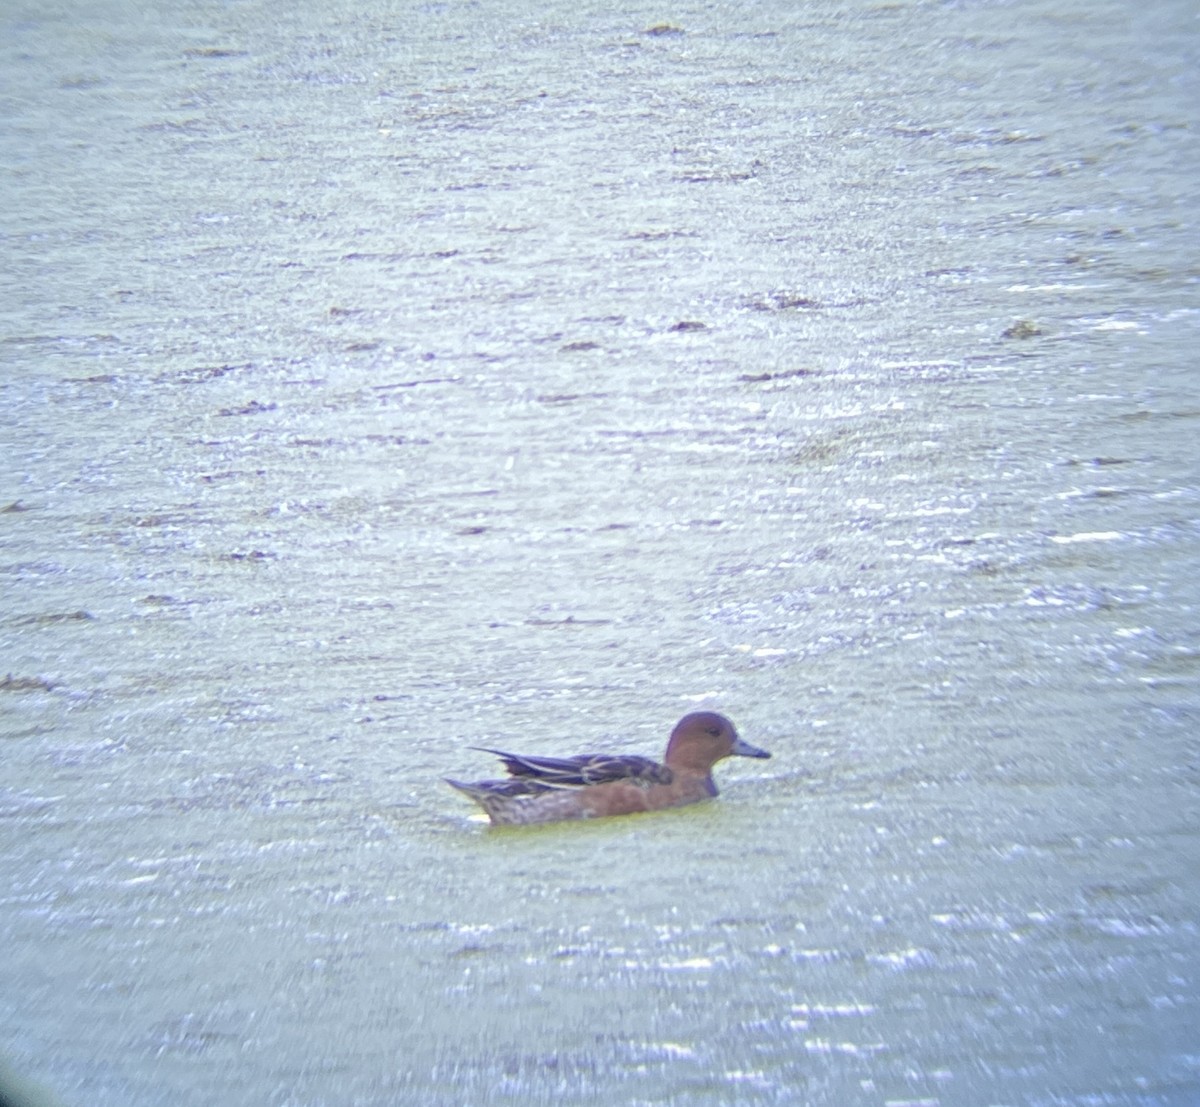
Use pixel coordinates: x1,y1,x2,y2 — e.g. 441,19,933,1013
444,776,559,799
471,748,673,787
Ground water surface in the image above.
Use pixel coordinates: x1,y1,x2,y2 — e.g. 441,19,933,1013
2,1,1198,1104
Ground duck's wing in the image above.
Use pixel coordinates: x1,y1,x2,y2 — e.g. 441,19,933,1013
444,776,556,799
471,748,673,787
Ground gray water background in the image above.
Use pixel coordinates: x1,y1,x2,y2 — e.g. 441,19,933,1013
2,0,1198,1104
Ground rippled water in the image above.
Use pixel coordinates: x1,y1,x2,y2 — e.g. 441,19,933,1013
3,0,1198,1104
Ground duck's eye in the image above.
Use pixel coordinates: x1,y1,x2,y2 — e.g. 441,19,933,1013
705,726,721,736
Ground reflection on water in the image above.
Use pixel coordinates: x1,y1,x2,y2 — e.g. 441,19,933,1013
2,0,1198,1104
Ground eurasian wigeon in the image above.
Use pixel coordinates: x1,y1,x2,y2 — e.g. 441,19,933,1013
445,711,770,826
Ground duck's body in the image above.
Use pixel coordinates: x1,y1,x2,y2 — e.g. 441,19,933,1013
445,711,769,826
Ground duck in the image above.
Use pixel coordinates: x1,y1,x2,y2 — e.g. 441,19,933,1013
445,711,770,825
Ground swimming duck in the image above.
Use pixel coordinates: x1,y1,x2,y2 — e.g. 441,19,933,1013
445,711,770,825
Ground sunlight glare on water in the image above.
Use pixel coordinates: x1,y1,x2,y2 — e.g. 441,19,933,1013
2,0,1198,1104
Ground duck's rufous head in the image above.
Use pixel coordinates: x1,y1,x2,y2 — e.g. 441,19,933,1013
664,711,771,773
